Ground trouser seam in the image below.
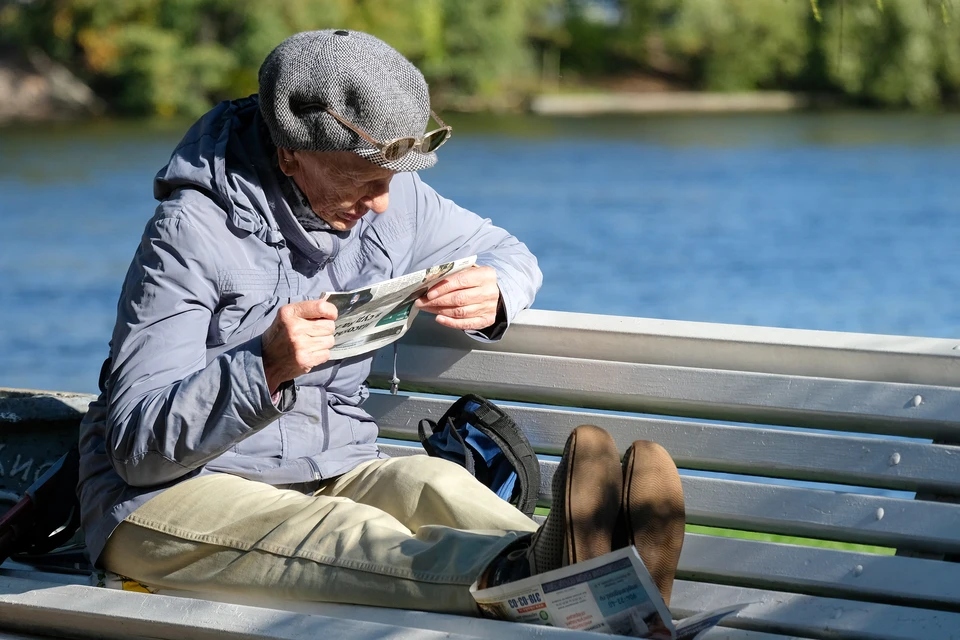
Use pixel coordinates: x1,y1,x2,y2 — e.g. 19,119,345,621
124,514,520,585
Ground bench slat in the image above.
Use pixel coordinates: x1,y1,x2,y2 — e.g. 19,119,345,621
367,394,960,495
672,580,960,640
0,577,474,640
696,630,815,640
377,445,960,553
1,632,49,640
0,565,817,640
0,575,601,640
370,348,960,440
679,534,960,610
681,476,960,554
395,310,960,388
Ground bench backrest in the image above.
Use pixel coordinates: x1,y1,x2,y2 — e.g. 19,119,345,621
366,309,960,640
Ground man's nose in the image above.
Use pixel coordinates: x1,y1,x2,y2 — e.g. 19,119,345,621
363,191,390,214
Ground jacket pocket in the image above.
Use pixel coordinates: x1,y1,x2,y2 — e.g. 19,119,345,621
232,422,283,458
279,385,326,456
209,268,303,347
209,297,280,347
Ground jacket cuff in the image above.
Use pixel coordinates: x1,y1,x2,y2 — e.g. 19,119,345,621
466,292,508,343
272,380,297,411
242,336,296,418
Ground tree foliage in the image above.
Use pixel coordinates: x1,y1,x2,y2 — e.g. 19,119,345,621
552,0,959,107
0,0,957,116
819,0,960,107
659,0,813,91
1,0,542,116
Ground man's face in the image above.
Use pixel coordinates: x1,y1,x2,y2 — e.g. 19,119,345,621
278,149,395,231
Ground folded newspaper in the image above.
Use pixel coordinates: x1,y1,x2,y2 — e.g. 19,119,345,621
471,546,745,639
321,255,476,360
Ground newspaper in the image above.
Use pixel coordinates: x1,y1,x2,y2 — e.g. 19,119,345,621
321,255,476,360
471,546,745,639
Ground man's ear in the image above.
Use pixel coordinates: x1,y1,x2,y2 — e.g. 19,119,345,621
277,148,298,176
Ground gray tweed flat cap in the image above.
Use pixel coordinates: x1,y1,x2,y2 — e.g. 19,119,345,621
259,29,437,172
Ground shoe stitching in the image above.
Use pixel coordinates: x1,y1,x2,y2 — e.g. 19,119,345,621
565,430,577,565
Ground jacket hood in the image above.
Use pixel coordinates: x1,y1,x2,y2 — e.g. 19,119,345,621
153,96,285,245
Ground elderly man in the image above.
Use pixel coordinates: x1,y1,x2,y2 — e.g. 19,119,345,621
77,30,685,614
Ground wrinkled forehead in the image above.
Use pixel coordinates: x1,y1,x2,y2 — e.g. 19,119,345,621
304,150,396,181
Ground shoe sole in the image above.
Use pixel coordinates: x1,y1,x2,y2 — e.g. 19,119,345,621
564,425,623,565
622,440,685,606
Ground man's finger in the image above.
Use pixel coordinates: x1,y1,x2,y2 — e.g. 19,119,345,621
307,342,335,356
305,320,337,337
425,266,495,301
428,302,492,321
434,312,496,331
286,299,338,321
417,286,494,310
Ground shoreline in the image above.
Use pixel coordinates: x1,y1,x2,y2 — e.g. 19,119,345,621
529,91,822,116
0,50,102,125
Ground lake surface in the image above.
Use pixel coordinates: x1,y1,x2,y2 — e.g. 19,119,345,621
2,111,959,394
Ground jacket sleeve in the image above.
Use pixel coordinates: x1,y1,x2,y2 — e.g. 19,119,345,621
406,173,542,339
104,209,290,488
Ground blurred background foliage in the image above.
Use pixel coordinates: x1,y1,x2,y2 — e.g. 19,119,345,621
0,0,957,117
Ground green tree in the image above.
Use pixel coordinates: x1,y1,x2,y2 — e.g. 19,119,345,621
3,0,958,115
416,0,545,109
819,0,957,107
1,0,546,116
660,0,812,91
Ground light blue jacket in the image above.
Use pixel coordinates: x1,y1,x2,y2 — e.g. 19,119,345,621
77,97,542,565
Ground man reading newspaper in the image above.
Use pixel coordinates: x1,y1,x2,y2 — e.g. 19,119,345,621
76,29,686,621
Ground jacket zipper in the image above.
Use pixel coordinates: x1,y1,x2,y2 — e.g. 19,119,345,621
319,386,332,452
325,244,343,291
305,455,322,482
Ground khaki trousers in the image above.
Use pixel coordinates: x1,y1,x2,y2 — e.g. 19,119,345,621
102,455,539,614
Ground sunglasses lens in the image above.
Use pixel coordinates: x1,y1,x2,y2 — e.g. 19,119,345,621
422,129,450,153
384,138,416,161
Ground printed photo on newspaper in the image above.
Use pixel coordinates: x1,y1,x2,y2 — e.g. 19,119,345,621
470,546,745,639
321,255,477,360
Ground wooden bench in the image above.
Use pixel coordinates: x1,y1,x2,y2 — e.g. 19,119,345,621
3,308,960,639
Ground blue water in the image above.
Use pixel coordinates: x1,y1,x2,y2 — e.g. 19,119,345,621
2,111,960,394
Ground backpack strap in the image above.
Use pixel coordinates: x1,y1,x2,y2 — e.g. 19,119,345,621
418,417,477,477
455,395,541,517
418,418,440,457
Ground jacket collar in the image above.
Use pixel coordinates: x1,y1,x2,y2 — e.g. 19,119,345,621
272,169,346,267
253,119,350,267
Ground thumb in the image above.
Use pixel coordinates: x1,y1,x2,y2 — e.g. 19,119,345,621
290,299,338,321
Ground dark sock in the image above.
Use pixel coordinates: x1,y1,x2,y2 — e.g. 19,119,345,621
480,537,533,588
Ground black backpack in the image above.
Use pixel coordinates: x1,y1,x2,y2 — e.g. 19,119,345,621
418,394,541,517
0,445,81,564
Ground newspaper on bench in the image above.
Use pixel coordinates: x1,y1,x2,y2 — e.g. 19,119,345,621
471,546,745,639
322,255,476,360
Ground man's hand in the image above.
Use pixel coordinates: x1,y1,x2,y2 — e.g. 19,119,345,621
415,265,501,331
261,300,338,393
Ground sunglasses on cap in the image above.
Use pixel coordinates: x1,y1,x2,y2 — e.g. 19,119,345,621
318,105,452,162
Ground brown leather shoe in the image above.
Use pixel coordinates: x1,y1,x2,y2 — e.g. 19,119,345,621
485,424,622,586
615,440,685,606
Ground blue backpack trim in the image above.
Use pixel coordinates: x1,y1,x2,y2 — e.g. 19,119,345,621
418,394,540,517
